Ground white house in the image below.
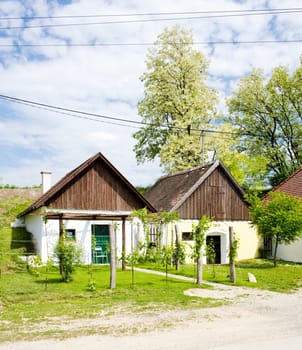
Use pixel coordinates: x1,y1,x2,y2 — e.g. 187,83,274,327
145,160,260,264
16,152,156,264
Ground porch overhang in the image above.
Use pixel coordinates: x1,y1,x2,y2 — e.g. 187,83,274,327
45,212,130,221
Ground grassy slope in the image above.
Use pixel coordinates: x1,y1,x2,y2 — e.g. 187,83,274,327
0,189,38,271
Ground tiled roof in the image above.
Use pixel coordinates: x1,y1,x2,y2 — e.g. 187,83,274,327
263,168,302,200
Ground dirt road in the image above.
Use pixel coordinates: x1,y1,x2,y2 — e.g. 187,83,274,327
1,283,302,350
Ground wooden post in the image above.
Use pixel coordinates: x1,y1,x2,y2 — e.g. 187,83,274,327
109,223,116,289
122,218,126,271
59,215,64,238
229,226,236,283
174,224,180,271
59,215,64,276
131,221,134,289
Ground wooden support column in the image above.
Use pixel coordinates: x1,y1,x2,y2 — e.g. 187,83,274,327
59,215,64,275
109,223,116,289
59,215,64,238
122,218,126,271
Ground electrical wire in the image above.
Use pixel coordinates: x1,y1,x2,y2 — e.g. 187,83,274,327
1,39,301,48
1,9,301,30
0,93,242,136
1,7,302,20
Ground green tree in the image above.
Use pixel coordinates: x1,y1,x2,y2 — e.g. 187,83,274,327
54,234,82,282
249,191,302,266
133,25,217,173
227,57,302,186
192,216,212,284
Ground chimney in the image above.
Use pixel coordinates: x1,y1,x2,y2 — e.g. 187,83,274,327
41,171,52,194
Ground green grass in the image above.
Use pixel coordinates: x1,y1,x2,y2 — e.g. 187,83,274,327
0,264,220,342
138,259,302,293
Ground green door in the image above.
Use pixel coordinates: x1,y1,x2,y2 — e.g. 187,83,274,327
91,225,110,264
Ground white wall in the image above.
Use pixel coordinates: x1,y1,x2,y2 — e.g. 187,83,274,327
26,217,139,264
168,220,259,264
276,238,302,263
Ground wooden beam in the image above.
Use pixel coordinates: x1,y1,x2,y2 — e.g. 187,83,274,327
122,218,126,271
45,213,130,221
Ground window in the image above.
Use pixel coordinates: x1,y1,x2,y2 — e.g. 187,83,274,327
182,232,193,241
65,229,76,240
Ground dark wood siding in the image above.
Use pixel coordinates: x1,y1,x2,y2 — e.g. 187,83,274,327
46,161,146,211
178,168,250,221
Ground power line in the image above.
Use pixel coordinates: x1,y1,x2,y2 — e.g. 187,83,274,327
0,94,241,136
3,94,302,142
1,7,301,20
1,39,301,48
1,9,301,30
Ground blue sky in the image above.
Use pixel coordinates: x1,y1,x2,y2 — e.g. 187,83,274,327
0,0,301,187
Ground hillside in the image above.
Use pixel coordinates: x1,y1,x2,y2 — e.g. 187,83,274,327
0,188,40,271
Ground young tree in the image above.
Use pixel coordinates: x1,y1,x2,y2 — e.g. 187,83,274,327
192,216,212,284
227,57,302,186
54,234,82,282
249,191,302,266
133,25,217,173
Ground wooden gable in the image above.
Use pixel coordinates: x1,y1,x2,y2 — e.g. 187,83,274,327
19,152,155,217
145,160,250,221
47,160,148,211
177,167,250,221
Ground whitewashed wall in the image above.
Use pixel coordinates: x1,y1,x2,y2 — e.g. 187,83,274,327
23,213,142,264
276,238,302,263
167,220,259,264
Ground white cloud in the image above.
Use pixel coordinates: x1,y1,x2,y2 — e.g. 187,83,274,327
0,0,301,187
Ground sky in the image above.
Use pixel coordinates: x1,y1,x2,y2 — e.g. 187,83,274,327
0,0,301,188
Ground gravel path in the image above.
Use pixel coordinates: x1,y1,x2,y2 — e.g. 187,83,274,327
1,269,302,350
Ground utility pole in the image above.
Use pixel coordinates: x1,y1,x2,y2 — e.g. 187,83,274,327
201,129,205,167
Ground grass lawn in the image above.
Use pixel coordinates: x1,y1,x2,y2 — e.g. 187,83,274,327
0,264,220,342
137,259,302,293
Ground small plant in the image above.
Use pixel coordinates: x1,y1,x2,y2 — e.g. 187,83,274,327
54,234,82,282
87,279,96,291
206,238,216,278
172,241,186,270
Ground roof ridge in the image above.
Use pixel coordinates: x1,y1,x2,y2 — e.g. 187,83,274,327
157,161,216,181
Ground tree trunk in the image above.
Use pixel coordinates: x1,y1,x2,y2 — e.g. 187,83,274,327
273,239,279,267
109,224,116,289
229,226,236,283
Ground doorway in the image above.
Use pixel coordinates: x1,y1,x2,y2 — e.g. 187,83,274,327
91,225,110,264
206,235,221,264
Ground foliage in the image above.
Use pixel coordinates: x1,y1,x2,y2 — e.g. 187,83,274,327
227,57,302,186
192,216,212,284
249,191,302,266
206,238,216,278
54,235,82,282
131,208,179,263
228,234,240,264
172,240,186,269
133,25,217,173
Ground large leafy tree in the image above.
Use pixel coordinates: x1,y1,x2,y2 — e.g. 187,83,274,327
133,25,217,173
227,58,302,186
249,191,302,266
